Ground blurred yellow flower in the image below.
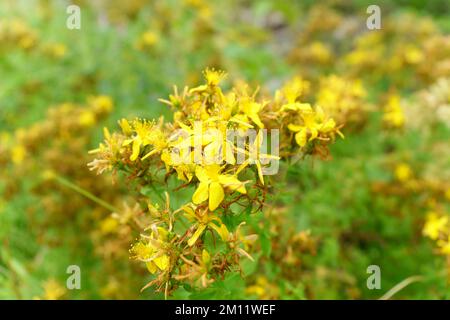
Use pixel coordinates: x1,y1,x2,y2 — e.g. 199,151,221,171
100,216,119,234
42,279,66,300
136,30,159,50
90,95,113,113
404,46,424,64
43,42,67,58
11,144,26,164
79,110,96,127
383,95,405,128
437,236,450,255
288,105,338,147
395,163,412,182
423,212,448,240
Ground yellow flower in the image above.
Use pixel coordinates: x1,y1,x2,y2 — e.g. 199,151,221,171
11,144,26,164
99,216,119,234
141,128,168,160
238,100,265,129
172,121,215,163
202,122,236,165
0,131,10,144
275,77,310,104
182,205,229,246
445,188,450,201
42,279,66,300
315,75,367,123
309,41,332,63
423,212,448,240
404,46,424,64
246,276,269,298
189,68,226,94
192,164,246,211
130,227,170,274
123,120,154,161
90,95,113,113
245,276,279,299
395,163,412,182
43,42,67,58
18,35,35,49
118,118,132,135
138,31,159,49
437,236,450,255
202,249,211,267
204,68,226,86
236,130,279,185
78,110,96,127
383,95,405,128
53,43,67,58
100,278,120,298
288,105,338,147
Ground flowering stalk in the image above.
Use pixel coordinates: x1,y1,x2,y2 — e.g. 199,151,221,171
89,69,343,295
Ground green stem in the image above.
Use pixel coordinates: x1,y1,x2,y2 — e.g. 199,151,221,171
53,174,118,213
379,275,423,300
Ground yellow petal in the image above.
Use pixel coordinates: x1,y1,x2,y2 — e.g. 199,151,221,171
141,148,158,160
182,205,196,220
249,113,264,129
103,127,111,140
202,249,211,266
189,84,208,94
288,124,302,132
224,142,236,165
281,103,311,112
146,261,157,274
309,127,318,141
209,182,224,211
321,119,336,132
209,222,229,241
295,129,307,147
218,175,247,194
188,224,207,246
130,139,140,161
195,166,210,182
153,254,170,271
229,116,254,128
122,139,133,146
236,160,249,175
193,182,209,204
280,103,300,111
118,119,132,135
256,161,264,185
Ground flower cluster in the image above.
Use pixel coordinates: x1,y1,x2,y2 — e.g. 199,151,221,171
371,160,450,281
423,210,450,256
289,8,449,91
0,19,67,59
0,95,149,298
89,69,343,295
1,95,116,232
404,77,450,129
5,96,112,168
316,75,368,126
383,94,405,128
0,19,38,51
